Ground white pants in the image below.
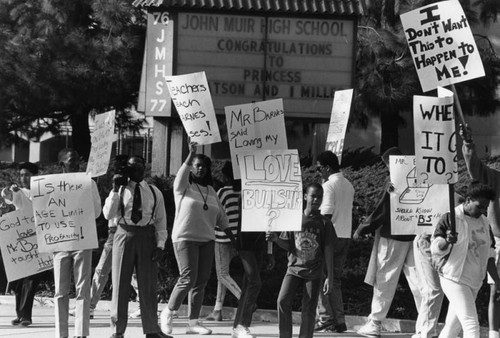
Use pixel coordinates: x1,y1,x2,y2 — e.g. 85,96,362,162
439,277,480,338
54,249,92,338
369,237,422,321
414,235,444,337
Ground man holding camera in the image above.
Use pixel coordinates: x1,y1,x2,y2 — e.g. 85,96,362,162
103,155,170,338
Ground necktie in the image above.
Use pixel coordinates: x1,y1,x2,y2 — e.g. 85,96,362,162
131,183,142,224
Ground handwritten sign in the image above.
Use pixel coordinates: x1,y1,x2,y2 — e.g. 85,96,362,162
166,71,221,145
325,89,353,163
225,99,287,179
87,110,115,177
401,1,484,92
31,173,98,253
237,149,302,232
145,11,174,116
414,87,457,184
0,208,53,281
390,155,449,235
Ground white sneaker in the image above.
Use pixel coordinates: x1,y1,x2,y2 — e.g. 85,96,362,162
129,309,141,318
232,325,255,338
160,309,173,334
186,321,212,335
357,320,381,337
69,308,75,317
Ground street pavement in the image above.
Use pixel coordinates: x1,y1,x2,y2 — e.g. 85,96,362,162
0,295,416,338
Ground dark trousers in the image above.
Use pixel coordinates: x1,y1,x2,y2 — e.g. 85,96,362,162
13,274,42,321
111,225,160,335
278,274,322,338
233,250,262,328
168,240,215,319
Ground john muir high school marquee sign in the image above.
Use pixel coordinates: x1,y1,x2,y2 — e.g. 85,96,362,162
144,11,355,119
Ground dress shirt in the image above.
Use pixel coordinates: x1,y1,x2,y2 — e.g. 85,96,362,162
320,172,354,238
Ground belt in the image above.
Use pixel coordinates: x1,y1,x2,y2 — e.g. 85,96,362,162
119,224,154,232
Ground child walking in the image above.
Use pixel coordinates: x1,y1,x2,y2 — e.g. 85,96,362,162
267,183,336,338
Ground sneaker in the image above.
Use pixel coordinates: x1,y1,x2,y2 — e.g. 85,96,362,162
89,309,94,319
20,319,32,326
357,320,381,337
232,325,255,338
186,321,212,335
314,319,334,332
205,310,222,321
334,323,348,333
160,310,173,335
11,318,21,326
129,309,141,318
69,308,76,317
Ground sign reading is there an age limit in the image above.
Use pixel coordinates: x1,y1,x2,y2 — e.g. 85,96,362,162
400,1,484,92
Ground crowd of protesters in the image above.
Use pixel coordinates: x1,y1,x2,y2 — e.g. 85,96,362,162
1,126,500,338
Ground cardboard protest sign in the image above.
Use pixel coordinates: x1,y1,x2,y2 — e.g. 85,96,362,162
225,99,287,179
0,208,53,282
414,87,457,184
166,71,221,145
87,110,116,177
401,1,484,92
325,89,353,163
390,155,449,235
31,173,98,253
237,149,302,232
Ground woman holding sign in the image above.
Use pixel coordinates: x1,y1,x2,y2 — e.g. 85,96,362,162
431,183,499,338
161,142,236,335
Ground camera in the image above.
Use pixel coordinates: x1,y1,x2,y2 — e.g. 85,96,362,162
114,155,131,186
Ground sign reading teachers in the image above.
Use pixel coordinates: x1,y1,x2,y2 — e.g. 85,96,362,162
325,89,353,163
31,173,98,253
0,208,53,281
237,149,302,232
400,1,484,92
225,99,287,179
389,155,449,235
87,110,115,177
414,87,457,184
166,71,221,145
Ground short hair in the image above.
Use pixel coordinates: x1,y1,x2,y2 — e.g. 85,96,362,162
466,182,496,201
129,155,146,166
381,147,403,166
190,154,213,186
305,182,323,194
317,151,340,171
19,162,39,175
58,148,79,162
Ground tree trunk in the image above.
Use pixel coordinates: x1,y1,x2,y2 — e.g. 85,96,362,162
70,110,91,160
380,108,400,153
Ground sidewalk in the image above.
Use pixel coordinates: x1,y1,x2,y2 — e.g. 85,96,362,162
0,295,424,338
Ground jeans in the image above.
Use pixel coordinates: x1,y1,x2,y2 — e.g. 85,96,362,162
414,235,444,337
439,277,480,338
278,274,321,338
53,249,92,338
214,242,241,304
168,240,215,319
317,238,349,325
369,237,421,321
233,249,262,328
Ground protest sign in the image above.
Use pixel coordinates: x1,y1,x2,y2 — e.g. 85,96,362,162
166,71,221,145
0,208,53,282
325,89,353,163
238,149,302,232
31,173,98,253
87,110,116,177
414,87,457,184
390,155,449,235
225,99,287,179
401,1,484,92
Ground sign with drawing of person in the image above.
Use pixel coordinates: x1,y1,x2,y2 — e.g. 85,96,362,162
86,110,116,177
225,99,288,179
0,208,53,282
390,155,449,235
325,89,353,163
166,71,221,145
400,1,484,92
237,149,302,232
31,173,98,253
414,87,457,184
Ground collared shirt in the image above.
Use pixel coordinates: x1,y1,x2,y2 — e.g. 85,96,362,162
103,180,167,249
320,172,354,238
